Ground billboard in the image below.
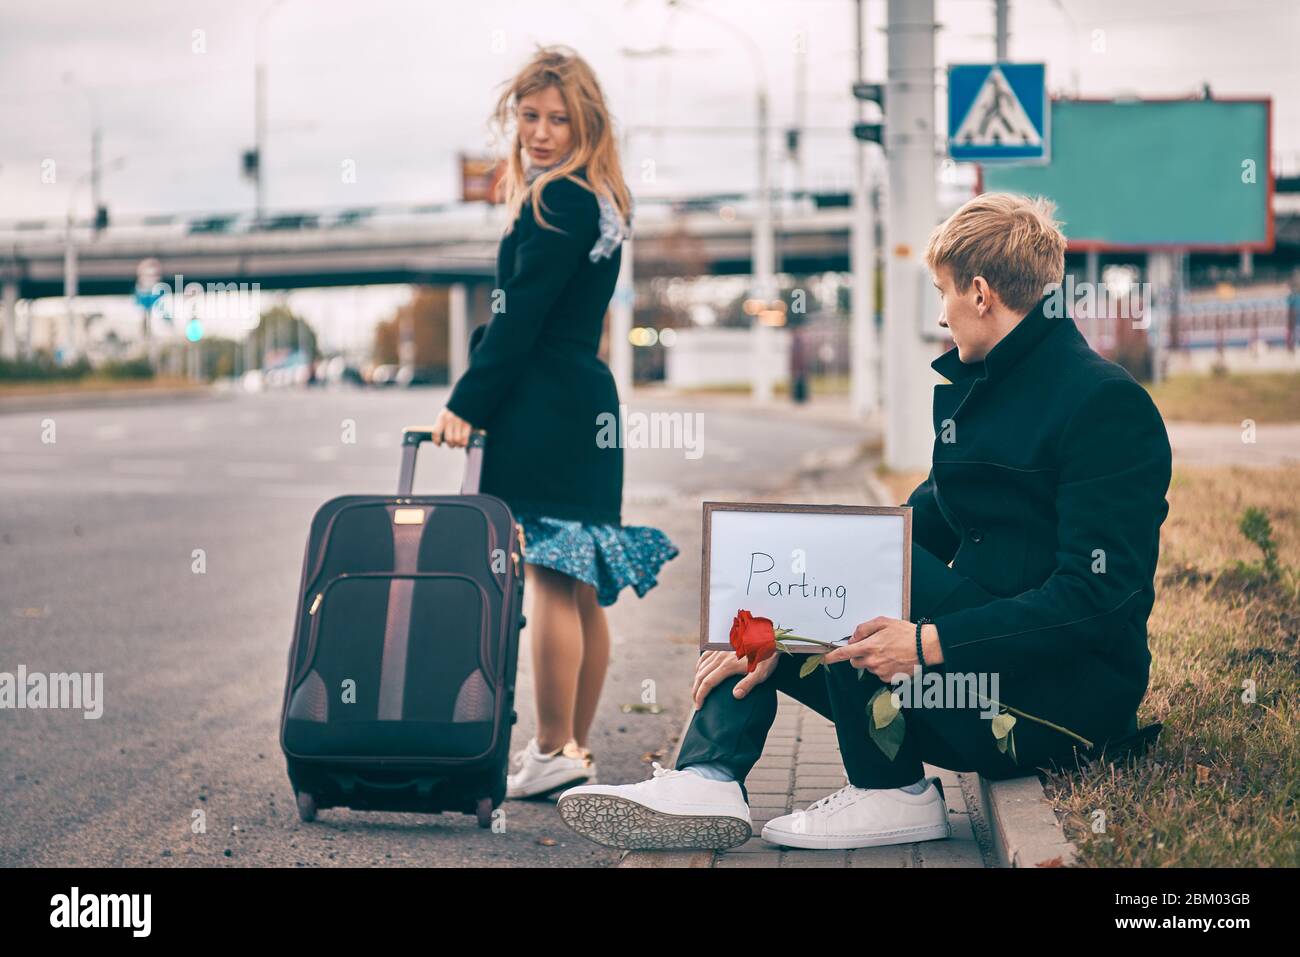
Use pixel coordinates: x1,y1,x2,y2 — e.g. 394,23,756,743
979,98,1273,251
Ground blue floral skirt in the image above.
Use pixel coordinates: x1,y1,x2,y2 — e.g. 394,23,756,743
514,510,680,607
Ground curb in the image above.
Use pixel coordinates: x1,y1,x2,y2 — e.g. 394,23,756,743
0,385,219,415
616,711,716,868
862,468,897,510
866,465,1079,868
973,774,1079,868
628,386,870,430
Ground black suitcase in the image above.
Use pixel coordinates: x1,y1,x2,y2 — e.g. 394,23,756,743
280,427,525,828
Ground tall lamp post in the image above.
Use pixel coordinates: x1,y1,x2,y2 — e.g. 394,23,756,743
666,0,777,403
252,0,287,230
63,157,125,364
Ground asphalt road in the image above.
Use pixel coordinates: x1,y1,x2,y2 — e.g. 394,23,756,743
0,386,864,867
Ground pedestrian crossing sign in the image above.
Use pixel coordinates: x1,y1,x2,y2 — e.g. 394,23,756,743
948,63,1048,163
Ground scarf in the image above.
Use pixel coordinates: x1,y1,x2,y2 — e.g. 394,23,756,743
523,161,631,263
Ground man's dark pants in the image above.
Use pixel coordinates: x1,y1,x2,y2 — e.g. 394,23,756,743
674,544,1097,804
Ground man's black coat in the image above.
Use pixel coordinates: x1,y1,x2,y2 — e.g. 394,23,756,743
907,292,1172,756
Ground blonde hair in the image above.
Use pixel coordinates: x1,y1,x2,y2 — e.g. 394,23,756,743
924,193,1067,313
491,45,631,233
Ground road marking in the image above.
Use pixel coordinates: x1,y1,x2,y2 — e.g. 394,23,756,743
225,462,298,480
110,458,187,477
0,454,64,471
258,483,345,500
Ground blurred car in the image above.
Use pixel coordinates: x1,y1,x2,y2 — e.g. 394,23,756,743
369,364,398,387
395,365,447,387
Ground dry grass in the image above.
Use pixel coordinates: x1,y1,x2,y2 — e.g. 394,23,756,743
1045,465,1299,866
876,461,1300,866
1146,372,1300,423
0,375,200,397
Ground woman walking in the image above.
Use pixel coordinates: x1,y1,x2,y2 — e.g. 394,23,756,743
426,46,679,799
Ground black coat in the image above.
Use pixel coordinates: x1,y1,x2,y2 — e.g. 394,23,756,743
908,293,1172,753
445,170,623,525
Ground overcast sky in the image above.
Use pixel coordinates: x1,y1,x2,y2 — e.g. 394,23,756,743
3,0,1298,224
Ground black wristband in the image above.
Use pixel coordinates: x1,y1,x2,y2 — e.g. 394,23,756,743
916,617,933,669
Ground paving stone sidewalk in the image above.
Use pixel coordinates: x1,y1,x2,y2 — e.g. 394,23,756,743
709,699,994,868
621,455,999,868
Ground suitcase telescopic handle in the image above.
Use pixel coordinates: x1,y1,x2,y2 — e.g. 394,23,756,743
398,426,487,496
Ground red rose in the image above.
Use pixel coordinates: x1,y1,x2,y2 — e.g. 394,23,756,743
729,609,777,673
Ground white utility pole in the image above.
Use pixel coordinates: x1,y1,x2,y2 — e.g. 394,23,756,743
850,0,880,418
449,283,469,384
883,0,941,471
0,273,17,361
752,87,776,403
610,239,634,394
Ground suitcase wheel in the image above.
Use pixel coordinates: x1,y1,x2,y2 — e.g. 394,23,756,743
296,791,318,823
476,797,493,829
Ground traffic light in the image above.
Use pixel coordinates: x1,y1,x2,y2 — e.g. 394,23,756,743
852,81,885,147
242,149,260,181
94,205,109,231
853,123,883,145
852,82,885,109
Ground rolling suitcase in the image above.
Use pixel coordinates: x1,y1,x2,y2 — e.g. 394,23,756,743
280,427,525,828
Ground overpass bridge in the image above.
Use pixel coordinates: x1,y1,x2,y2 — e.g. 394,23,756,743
0,194,855,300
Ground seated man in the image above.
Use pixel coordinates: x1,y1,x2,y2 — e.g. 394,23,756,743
555,193,1173,851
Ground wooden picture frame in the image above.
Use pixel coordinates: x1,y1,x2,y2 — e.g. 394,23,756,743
699,501,912,653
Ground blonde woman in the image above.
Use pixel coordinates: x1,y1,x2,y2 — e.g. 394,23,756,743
427,46,678,799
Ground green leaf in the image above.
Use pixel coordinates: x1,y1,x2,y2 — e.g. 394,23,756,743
870,686,900,730
995,732,1008,754
774,641,791,655
869,710,906,761
991,712,1016,740
1008,728,1019,764
798,654,824,678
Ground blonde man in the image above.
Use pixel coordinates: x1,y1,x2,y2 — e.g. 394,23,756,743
558,194,1172,852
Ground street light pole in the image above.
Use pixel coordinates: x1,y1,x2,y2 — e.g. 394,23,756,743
62,157,126,366
995,0,1010,60
254,0,286,230
850,0,880,419
666,0,776,404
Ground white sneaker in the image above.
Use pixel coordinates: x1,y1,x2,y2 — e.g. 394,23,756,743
761,777,951,850
556,763,752,850
506,738,595,800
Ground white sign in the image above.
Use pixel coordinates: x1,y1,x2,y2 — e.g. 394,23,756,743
701,503,911,652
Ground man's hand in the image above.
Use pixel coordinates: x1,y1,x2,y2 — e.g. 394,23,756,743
822,617,943,681
691,650,778,710
423,407,473,448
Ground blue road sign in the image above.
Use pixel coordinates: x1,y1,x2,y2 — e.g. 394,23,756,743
948,63,1048,163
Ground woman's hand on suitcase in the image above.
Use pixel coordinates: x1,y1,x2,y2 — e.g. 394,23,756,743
427,407,473,448
692,649,777,710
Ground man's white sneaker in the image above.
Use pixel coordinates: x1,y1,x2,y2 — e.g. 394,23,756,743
556,763,752,850
761,777,951,850
506,738,594,800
